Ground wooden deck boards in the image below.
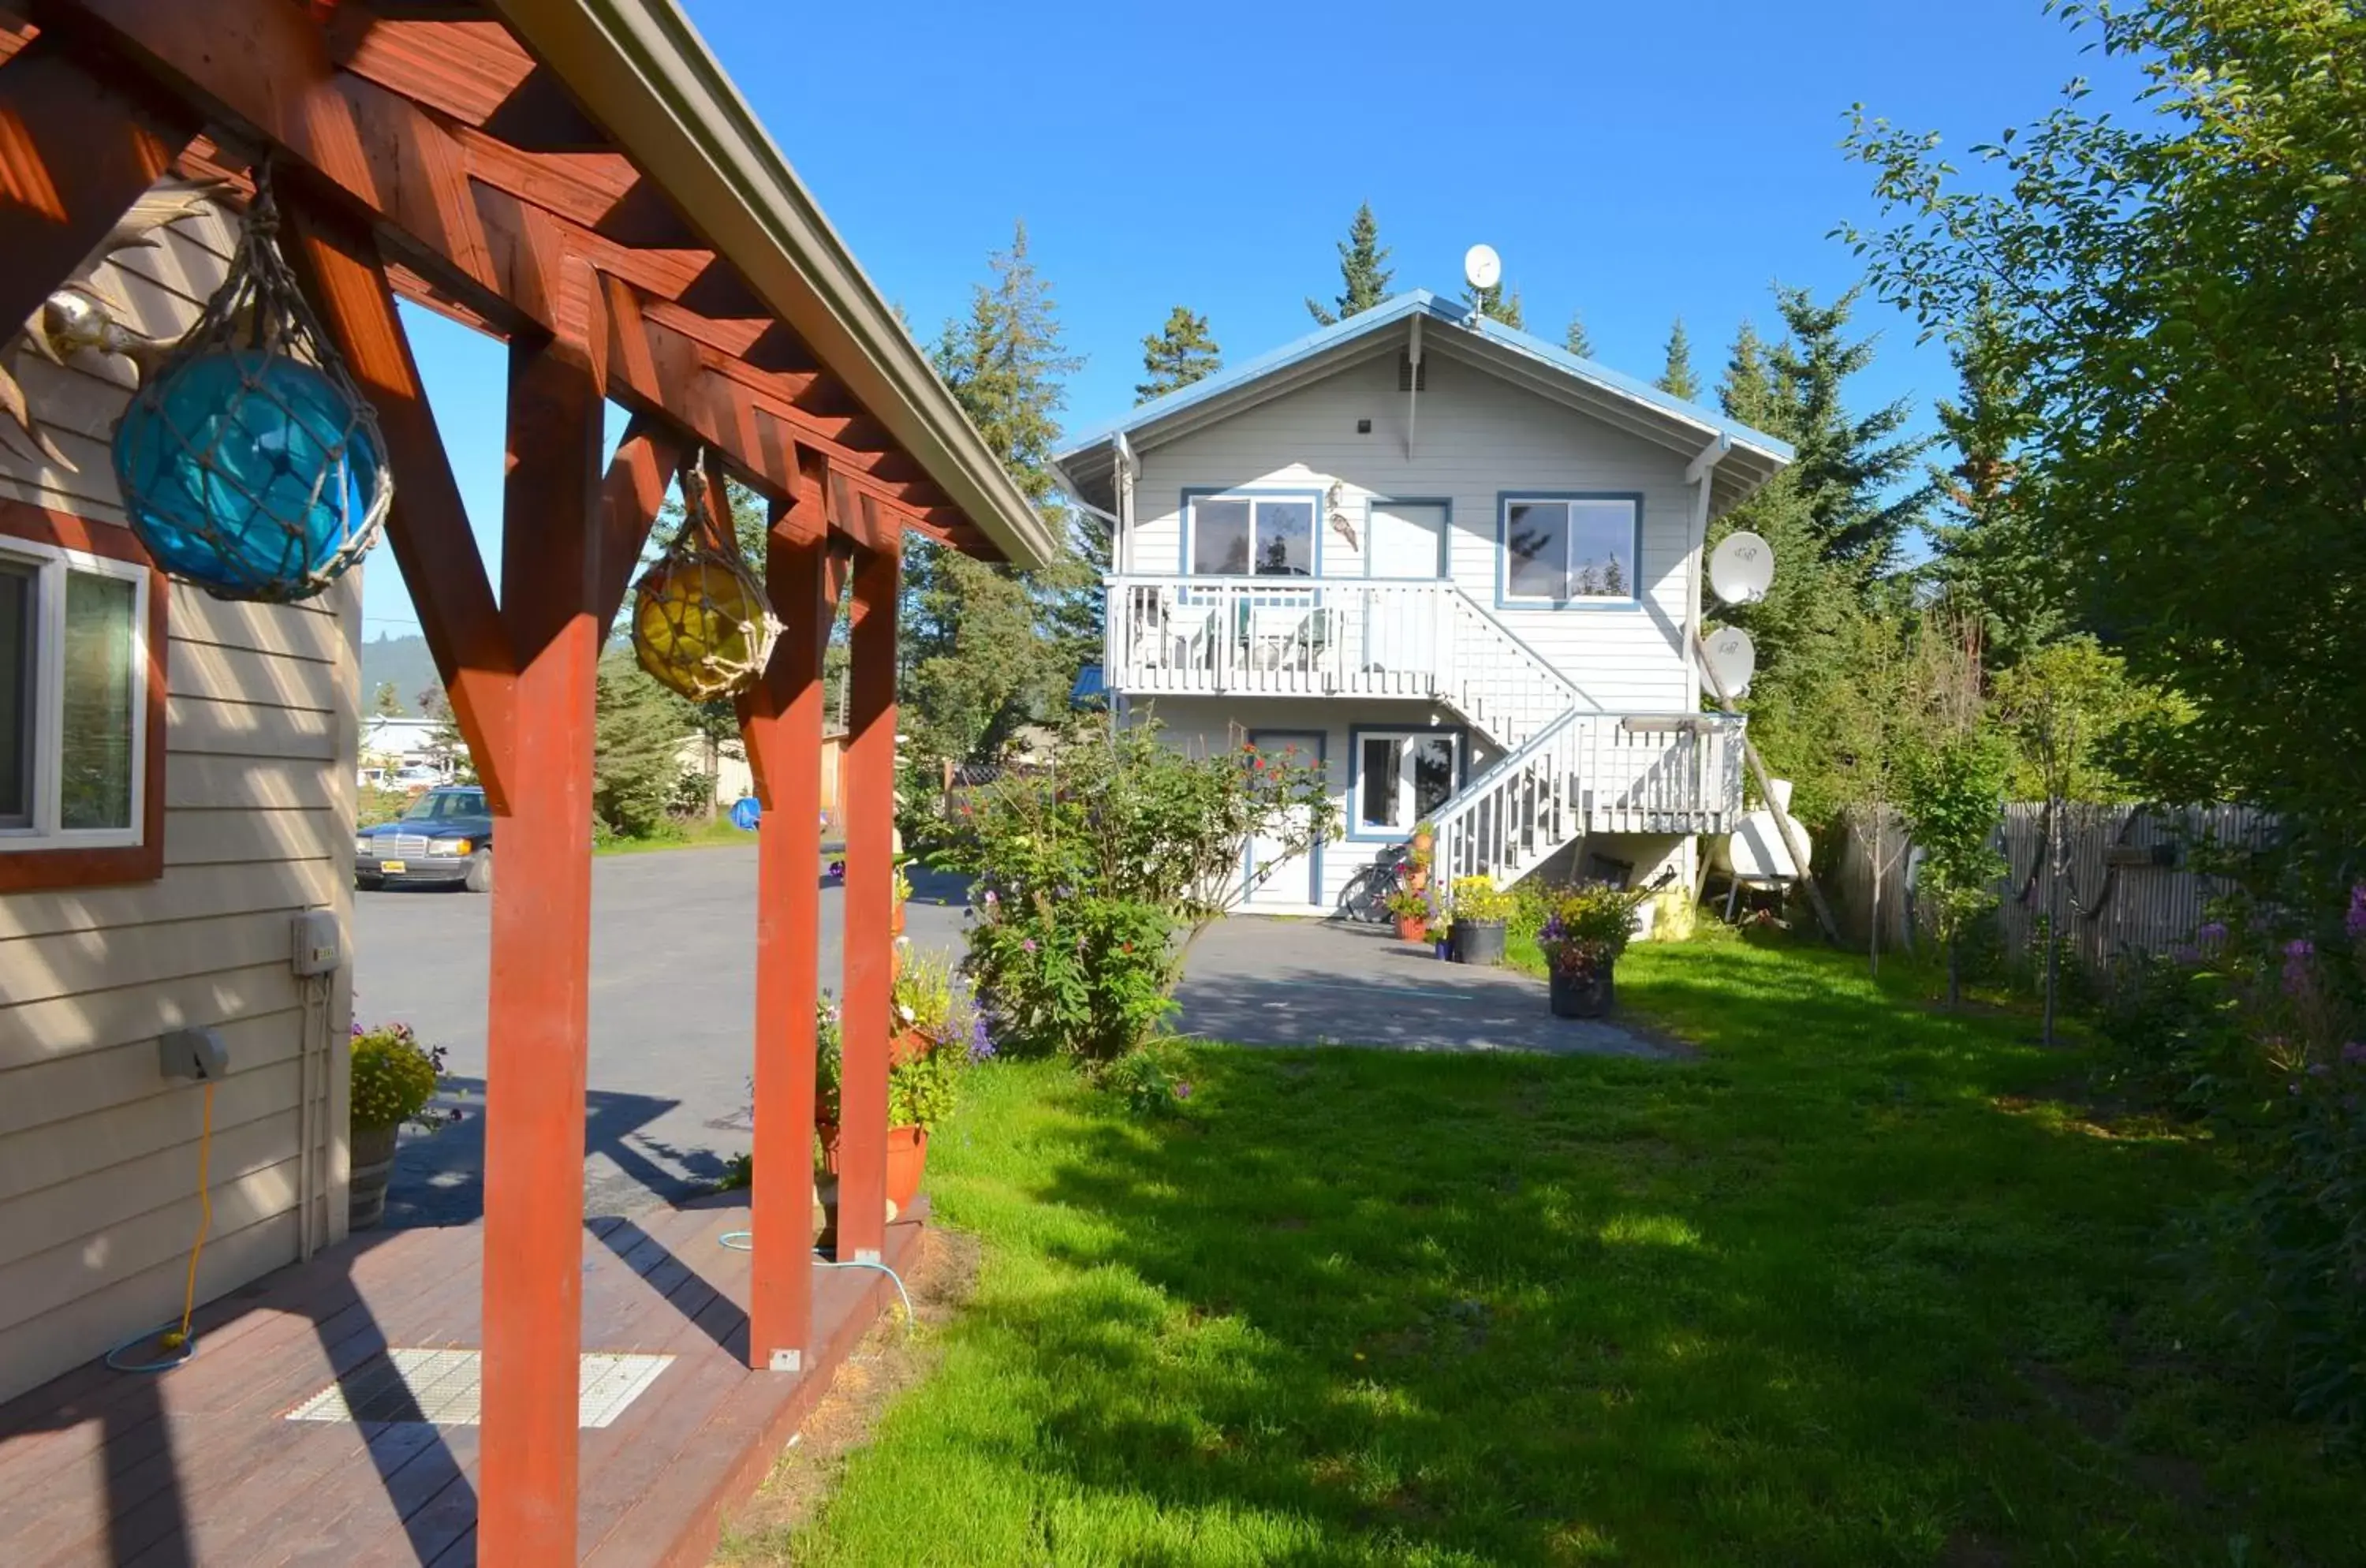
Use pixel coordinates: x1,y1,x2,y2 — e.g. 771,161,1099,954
0,1197,923,1566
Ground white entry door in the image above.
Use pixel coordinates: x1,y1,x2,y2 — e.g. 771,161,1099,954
1243,730,1325,911
1367,502,1446,578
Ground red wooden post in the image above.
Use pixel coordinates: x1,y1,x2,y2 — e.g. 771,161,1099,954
478,326,606,1566
835,519,900,1261
740,446,831,1368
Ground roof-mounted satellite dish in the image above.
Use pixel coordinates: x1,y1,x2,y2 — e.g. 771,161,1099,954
1703,624,1757,700
1708,531,1774,605
1463,244,1502,293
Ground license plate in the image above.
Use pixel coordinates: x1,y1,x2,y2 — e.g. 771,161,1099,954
379,860,406,874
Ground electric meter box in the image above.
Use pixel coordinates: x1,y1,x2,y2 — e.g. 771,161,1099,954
291,908,342,976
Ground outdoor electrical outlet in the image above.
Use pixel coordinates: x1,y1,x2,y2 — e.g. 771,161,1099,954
159,1026,229,1081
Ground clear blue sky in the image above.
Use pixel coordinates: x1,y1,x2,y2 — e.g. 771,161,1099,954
363,0,2136,642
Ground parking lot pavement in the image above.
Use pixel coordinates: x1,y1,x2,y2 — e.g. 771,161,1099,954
355,845,972,1225
1173,917,1670,1058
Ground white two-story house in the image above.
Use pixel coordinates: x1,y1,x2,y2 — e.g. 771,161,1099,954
1054,291,1793,917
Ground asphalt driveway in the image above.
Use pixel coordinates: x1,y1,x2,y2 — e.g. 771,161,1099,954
1172,917,1667,1057
353,843,970,1226
358,861,1660,1226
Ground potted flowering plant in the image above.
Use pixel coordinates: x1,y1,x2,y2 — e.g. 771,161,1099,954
1384,886,1432,943
348,1021,447,1230
813,954,990,1207
1444,875,1515,966
1536,882,1653,1017
1405,823,1435,895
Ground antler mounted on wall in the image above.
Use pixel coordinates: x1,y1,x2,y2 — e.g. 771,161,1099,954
0,177,226,470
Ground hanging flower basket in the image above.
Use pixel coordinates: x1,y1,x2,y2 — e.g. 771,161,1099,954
110,169,390,603
630,462,777,701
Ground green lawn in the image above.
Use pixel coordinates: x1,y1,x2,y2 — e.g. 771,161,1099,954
752,936,2355,1566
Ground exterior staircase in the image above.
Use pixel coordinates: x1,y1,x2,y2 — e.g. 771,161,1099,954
1103,573,1745,887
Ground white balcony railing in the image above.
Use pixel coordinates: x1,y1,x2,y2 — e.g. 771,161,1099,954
1104,573,1746,857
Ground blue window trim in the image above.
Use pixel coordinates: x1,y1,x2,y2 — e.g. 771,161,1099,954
1344,722,1468,843
1241,728,1327,904
1180,486,1327,578
1359,495,1453,580
1495,491,1646,611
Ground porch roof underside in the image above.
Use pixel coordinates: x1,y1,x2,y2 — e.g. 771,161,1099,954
1057,292,1792,521
8,0,1053,568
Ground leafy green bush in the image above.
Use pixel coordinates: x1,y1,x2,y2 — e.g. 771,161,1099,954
2097,890,2366,1430
350,1021,443,1130
943,718,1333,1063
357,784,413,827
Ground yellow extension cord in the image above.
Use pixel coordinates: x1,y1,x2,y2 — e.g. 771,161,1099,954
159,1081,215,1353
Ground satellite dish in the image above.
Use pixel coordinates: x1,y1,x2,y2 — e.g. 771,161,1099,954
1463,244,1502,293
1702,624,1757,700
1707,531,1774,605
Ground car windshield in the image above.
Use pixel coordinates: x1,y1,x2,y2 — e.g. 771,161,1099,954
404,790,485,823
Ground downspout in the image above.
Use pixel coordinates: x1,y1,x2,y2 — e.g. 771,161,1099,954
1405,315,1423,459
1112,429,1140,574
1681,432,1733,905
1682,433,1733,711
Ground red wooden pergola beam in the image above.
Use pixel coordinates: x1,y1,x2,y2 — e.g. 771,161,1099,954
282,199,519,807
65,0,999,559
0,28,200,336
835,519,900,1264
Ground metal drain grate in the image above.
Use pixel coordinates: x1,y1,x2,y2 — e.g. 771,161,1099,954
285,1350,674,1428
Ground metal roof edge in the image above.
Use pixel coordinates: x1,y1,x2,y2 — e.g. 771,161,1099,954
491,0,1057,567
1055,289,1794,470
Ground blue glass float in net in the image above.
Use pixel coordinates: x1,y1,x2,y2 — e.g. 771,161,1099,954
113,349,388,604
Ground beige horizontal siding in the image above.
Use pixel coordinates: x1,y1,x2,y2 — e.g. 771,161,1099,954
0,196,359,1405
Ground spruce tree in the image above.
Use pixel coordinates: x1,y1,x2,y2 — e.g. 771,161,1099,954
371,681,404,717
1136,306,1222,401
592,647,692,839
1765,286,1934,573
1305,203,1393,326
1562,311,1593,357
907,222,1094,763
1658,317,1701,401
1719,319,1780,431
1467,281,1524,329
1928,291,2064,665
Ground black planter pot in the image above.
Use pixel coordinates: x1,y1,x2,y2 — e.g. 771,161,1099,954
1547,963,1616,1018
1450,919,1508,966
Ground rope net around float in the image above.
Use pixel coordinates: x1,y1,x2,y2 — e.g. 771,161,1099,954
631,459,779,703
110,166,392,605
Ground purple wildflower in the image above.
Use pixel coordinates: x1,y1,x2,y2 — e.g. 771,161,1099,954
965,1013,997,1064
2286,937,2316,958
2308,1063,2332,1078
1021,938,1036,953
1173,1081,1193,1100
2348,884,2366,940
2198,920,2228,943
2343,1042,2366,1066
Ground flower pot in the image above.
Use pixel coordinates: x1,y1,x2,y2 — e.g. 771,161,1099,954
1548,963,1616,1019
889,1028,931,1066
816,1122,929,1209
1450,918,1507,966
1394,915,1429,943
348,1122,400,1231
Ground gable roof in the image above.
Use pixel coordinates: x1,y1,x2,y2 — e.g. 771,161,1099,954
1055,291,1792,520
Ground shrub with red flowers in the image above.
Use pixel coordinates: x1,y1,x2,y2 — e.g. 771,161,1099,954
941,716,1334,1064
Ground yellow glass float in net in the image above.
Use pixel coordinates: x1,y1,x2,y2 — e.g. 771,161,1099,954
630,467,778,702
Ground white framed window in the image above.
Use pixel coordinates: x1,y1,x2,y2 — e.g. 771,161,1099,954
1187,493,1315,577
1352,728,1461,838
1499,495,1640,604
0,533,151,851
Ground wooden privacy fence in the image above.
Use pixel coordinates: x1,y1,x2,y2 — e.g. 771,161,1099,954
1828,803,2279,976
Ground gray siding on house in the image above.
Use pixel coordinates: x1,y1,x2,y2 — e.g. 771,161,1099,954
0,198,357,1403
1126,345,1700,713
